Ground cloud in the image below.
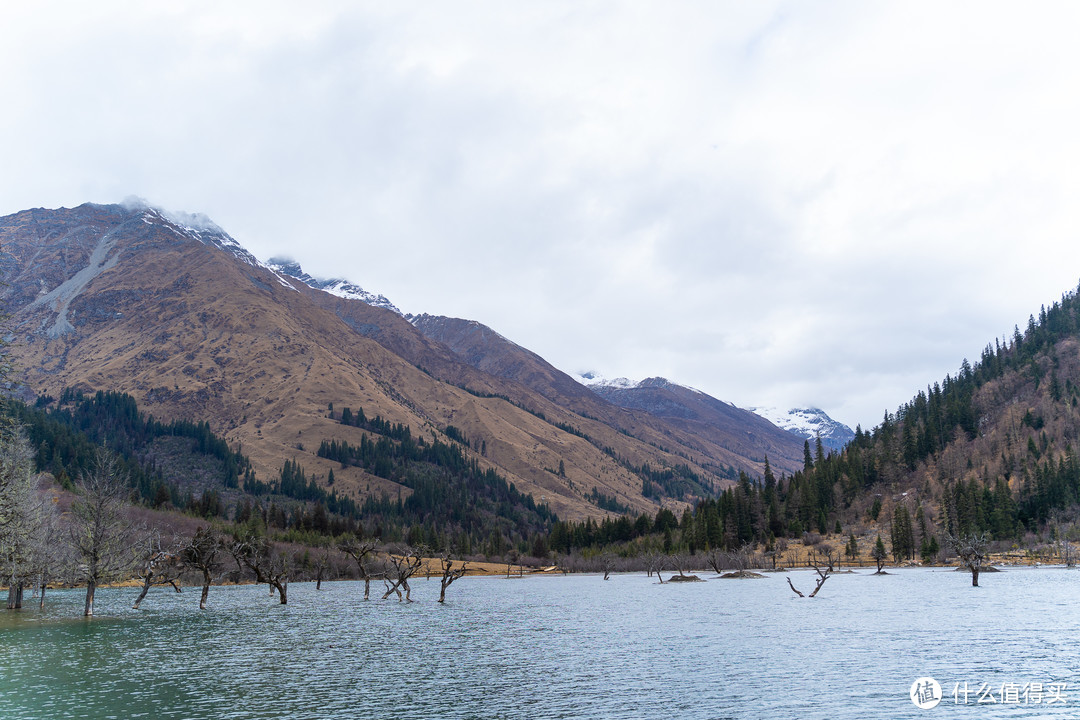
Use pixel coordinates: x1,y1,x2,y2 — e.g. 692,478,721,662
4,2,1080,430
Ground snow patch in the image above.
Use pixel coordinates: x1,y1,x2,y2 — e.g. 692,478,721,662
750,406,855,450
575,372,639,389
267,257,401,314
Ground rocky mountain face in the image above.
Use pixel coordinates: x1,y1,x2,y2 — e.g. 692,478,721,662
1,202,806,520
749,407,855,452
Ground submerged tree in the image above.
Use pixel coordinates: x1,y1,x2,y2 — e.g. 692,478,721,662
339,536,379,600
180,527,225,610
69,449,142,616
229,533,292,604
28,490,65,609
132,532,184,609
644,551,666,582
946,530,990,587
310,547,333,590
382,544,423,602
0,428,40,609
437,552,468,603
787,560,833,598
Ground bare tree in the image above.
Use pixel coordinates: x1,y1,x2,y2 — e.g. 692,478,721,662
1060,537,1076,568
311,547,333,590
68,449,143,616
28,492,65,609
437,552,468,603
179,527,225,609
229,533,292,604
787,562,833,598
381,545,424,602
132,531,184,609
0,428,38,609
945,530,990,587
339,537,380,599
644,551,666,582
705,547,727,575
1052,521,1076,567
669,553,691,578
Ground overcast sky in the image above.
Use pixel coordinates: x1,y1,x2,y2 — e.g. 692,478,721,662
4,2,1080,430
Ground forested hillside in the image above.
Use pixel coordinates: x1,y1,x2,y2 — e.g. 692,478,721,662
11,390,552,553
544,282,1080,559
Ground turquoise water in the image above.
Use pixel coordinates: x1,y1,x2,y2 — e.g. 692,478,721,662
1,567,1078,719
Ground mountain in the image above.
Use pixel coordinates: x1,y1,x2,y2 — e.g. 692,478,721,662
1,201,806,522
573,374,809,467
267,256,401,315
407,314,807,474
749,407,855,452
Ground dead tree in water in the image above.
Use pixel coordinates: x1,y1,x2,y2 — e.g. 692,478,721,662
945,530,989,587
382,545,423,602
28,492,65,609
787,561,833,598
600,553,615,581
68,449,143,617
438,552,468,603
1,435,32,609
339,537,379,599
132,532,184,609
179,527,225,610
311,548,333,590
230,534,292,604
644,552,666,583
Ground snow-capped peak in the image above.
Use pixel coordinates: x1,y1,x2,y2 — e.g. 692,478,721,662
575,372,639,389
126,199,277,275
575,372,710,396
750,406,855,451
266,257,401,314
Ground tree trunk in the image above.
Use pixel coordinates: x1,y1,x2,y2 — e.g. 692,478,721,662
276,580,288,605
38,583,46,610
133,578,152,609
971,567,980,587
84,580,97,617
316,577,322,591
200,569,212,610
363,577,371,600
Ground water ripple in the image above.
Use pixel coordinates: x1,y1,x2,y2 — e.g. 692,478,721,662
1,568,1079,718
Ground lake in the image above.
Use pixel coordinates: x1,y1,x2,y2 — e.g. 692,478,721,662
1,566,1077,719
